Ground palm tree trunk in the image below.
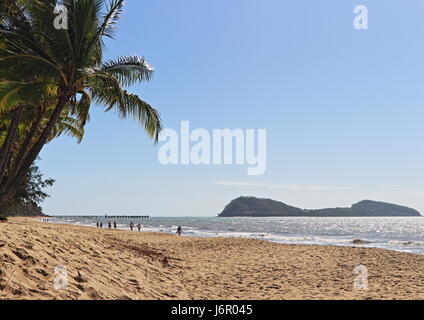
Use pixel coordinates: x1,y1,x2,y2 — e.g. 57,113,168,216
0,91,71,212
0,105,25,184
5,110,44,186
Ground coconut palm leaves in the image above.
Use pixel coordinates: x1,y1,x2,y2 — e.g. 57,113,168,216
0,0,162,213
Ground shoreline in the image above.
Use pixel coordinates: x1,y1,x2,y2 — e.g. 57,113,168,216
43,216,424,256
1,218,424,300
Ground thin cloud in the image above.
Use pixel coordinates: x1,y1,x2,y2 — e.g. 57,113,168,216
213,180,354,191
381,184,403,188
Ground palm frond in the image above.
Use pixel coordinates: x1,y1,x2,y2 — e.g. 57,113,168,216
98,0,124,40
0,81,56,114
88,71,125,109
20,0,74,65
70,90,91,126
120,91,162,142
50,114,85,143
72,0,103,66
101,55,154,87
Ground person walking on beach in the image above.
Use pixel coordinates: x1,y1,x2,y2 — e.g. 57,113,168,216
108,221,112,229
113,221,117,229
100,222,103,229
177,226,182,236
137,223,141,232
130,221,134,231
96,222,99,228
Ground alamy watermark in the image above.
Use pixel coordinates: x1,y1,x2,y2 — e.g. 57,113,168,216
353,265,369,291
353,5,368,30
158,121,267,176
53,5,68,30
53,265,68,290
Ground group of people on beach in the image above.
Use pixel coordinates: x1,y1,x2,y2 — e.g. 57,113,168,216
96,221,118,229
95,221,143,231
129,221,143,231
96,221,183,235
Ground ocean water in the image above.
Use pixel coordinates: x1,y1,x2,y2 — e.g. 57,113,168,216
48,216,424,255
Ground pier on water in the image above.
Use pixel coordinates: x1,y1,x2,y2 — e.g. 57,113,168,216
105,215,150,219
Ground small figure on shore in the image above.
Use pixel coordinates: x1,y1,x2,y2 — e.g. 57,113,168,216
130,221,134,231
113,221,117,229
137,223,141,232
108,221,112,229
100,222,103,229
177,226,182,236
96,222,99,228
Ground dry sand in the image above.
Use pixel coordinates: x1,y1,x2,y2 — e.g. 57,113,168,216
1,217,424,300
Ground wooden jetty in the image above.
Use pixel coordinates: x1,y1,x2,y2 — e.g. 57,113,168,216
105,215,150,219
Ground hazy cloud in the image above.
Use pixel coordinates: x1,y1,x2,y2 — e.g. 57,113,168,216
213,180,354,191
381,184,403,188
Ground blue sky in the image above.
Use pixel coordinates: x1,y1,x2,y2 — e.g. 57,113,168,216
41,0,424,216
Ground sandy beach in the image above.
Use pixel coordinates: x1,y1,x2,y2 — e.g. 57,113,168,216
1,217,424,300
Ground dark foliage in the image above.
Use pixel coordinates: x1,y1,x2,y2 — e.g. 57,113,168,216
2,163,54,217
218,196,422,217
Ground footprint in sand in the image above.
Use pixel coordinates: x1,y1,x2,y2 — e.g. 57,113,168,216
85,287,102,299
75,283,85,291
35,268,49,277
1,253,16,264
116,295,132,300
12,249,38,266
11,286,25,296
12,248,28,260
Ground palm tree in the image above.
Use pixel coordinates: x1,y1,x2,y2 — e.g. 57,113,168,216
0,82,55,182
0,105,85,191
0,77,86,210
0,0,162,212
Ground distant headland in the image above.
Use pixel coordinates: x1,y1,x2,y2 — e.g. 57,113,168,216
218,197,422,217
